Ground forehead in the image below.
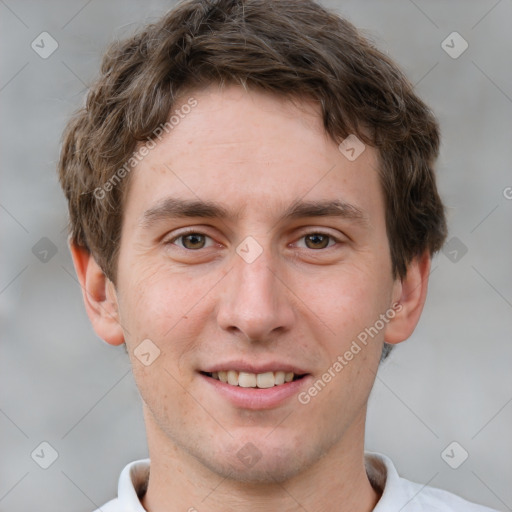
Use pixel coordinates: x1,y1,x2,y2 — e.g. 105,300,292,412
123,84,383,226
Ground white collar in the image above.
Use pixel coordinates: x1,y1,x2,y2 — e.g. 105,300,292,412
113,452,393,510
105,452,496,511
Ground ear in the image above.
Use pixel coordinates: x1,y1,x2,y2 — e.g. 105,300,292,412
384,250,431,344
70,243,125,346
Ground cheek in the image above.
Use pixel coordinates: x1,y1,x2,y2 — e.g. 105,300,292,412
117,261,210,360
302,261,392,338
118,267,206,413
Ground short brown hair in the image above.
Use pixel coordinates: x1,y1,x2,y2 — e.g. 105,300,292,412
59,0,446,287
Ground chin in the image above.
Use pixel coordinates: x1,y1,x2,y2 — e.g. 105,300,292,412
205,449,307,484
193,434,325,484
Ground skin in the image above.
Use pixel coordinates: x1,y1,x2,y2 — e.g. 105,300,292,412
72,84,431,512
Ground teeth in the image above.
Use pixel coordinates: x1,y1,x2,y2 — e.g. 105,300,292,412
238,372,257,387
256,372,275,388
208,370,300,388
274,371,285,385
227,370,239,386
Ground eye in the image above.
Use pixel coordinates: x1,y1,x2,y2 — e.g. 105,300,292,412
165,230,341,252
295,232,338,250
168,232,215,250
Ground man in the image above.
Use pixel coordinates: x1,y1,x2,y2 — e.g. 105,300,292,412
58,0,498,510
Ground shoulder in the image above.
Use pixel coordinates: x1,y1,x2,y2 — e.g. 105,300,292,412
91,458,150,512
401,476,499,512
365,452,499,512
91,499,119,512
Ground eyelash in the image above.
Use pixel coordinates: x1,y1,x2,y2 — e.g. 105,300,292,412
166,228,342,251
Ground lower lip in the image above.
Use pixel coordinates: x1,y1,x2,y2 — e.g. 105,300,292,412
200,373,312,410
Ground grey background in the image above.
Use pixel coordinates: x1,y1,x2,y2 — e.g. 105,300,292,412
1,0,511,510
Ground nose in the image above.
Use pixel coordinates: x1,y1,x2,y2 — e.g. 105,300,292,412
216,245,295,343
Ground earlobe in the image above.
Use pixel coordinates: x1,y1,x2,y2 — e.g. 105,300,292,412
384,251,431,345
70,243,125,346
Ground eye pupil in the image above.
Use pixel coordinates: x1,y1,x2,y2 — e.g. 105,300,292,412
182,233,205,249
305,234,329,249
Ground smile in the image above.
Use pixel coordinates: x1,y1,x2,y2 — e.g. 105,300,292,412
202,370,305,388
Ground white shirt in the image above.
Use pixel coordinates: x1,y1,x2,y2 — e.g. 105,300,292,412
94,452,498,511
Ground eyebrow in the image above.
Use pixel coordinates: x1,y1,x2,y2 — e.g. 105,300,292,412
140,197,369,229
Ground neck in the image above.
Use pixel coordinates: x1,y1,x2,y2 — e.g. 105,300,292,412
140,407,380,512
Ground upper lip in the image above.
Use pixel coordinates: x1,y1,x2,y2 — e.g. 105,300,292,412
200,360,310,375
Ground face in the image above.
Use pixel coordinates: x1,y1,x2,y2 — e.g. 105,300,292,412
114,85,401,482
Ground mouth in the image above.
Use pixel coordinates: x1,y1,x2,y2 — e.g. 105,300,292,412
199,364,312,409
200,370,307,388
